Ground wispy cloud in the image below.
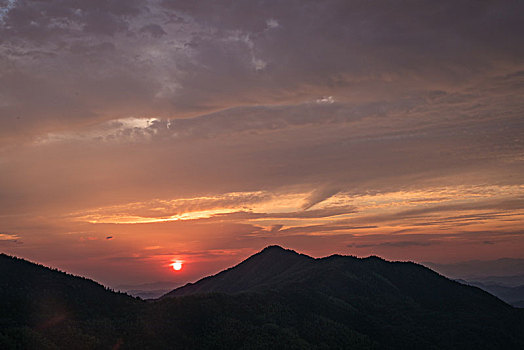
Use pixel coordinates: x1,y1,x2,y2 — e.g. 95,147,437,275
349,241,437,249
302,187,340,210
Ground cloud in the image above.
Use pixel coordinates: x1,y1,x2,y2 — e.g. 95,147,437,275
302,187,340,210
139,24,166,38
274,224,377,236
269,224,283,233
0,0,523,285
394,198,524,218
65,192,272,223
0,232,19,240
266,19,279,29
209,206,356,221
0,232,22,246
0,232,21,245
344,197,524,228
1,0,523,144
0,0,16,23
316,96,335,104
349,241,437,249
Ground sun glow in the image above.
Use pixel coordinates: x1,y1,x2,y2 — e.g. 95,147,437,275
171,261,183,271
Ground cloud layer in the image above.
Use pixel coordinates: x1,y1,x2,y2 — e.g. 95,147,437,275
0,0,523,286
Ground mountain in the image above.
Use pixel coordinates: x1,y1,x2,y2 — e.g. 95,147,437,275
163,246,314,297
164,246,514,315
423,258,524,307
2,248,524,349
0,253,141,349
455,279,524,307
163,246,524,348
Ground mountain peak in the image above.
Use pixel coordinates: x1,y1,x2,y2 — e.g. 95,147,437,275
245,245,311,267
163,246,312,297
261,244,286,252
257,245,300,257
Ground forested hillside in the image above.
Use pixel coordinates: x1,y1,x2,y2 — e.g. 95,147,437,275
1,249,523,349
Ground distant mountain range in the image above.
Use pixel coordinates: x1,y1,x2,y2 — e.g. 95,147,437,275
2,247,524,349
424,258,524,307
424,258,524,281
454,279,524,308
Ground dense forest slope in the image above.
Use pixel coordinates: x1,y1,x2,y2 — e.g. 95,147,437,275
1,248,523,349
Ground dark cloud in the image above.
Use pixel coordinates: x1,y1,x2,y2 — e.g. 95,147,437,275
139,24,166,38
1,0,143,41
1,0,523,143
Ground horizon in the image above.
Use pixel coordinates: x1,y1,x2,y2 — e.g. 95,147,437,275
1,0,523,288
3,246,524,291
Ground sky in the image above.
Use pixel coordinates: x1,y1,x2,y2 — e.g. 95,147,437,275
0,0,523,287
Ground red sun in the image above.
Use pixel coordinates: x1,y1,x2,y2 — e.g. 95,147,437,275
171,261,183,271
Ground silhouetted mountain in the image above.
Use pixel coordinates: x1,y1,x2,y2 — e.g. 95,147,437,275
423,257,524,308
0,253,140,349
164,246,313,297
2,248,524,349
455,279,524,307
515,300,524,308
163,246,524,348
165,246,513,316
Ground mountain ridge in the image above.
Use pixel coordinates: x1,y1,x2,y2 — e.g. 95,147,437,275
2,247,524,349
164,246,511,314
163,245,314,297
